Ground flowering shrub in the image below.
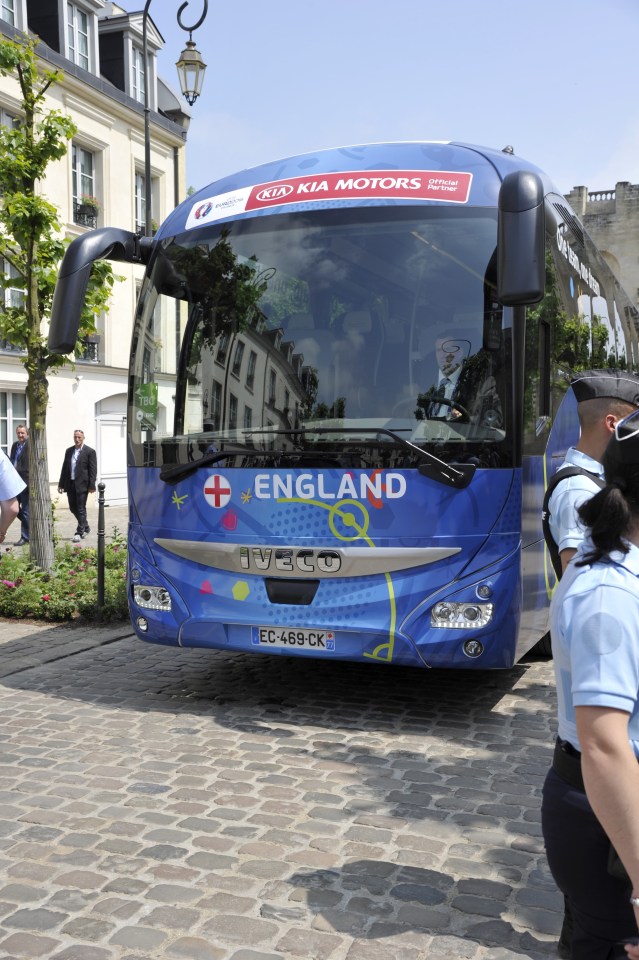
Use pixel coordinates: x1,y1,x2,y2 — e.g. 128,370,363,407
0,529,128,621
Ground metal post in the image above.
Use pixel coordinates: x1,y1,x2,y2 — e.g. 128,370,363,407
97,482,106,613
143,0,153,237
142,0,208,238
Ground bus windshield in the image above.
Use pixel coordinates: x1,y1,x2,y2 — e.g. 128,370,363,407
130,206,512,470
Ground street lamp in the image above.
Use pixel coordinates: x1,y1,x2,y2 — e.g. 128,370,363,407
142,0,208,237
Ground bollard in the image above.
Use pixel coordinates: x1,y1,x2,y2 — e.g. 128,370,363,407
97,482,105,613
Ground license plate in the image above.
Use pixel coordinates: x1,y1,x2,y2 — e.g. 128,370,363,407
251,626,335,651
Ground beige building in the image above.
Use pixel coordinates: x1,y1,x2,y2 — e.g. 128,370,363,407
565,182,639,320
0,0,189,502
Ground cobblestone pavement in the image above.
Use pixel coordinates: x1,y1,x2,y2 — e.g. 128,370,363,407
0,615,562,960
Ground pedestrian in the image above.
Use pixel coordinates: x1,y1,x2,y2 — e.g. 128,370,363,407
9,423,29,546
543,370,639,580
57,429,97,542
541,407,639,960
0,447,25,546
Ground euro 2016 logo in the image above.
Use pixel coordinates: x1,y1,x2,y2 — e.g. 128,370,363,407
194,201,213,220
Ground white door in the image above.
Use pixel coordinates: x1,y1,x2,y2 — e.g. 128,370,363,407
97,416,128,504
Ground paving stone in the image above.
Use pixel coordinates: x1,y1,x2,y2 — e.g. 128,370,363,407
3,906,68,930
229,952,284,960
166,937,226,959
109,924,167,948
2,931,60,957
276,927,344,957
51,946,113,960
60,916,115,940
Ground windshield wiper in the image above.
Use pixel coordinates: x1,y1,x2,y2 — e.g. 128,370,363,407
159,446,275,483
250,427,475,489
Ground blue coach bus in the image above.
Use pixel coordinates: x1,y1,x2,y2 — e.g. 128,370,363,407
49,141,639,668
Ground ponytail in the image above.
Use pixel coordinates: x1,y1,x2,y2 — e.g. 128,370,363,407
577,483,634,565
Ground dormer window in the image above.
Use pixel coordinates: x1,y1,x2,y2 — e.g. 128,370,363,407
1,0,15,27
131,46,146,104
67,2,90,70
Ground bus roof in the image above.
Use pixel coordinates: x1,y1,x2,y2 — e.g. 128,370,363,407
161,140,556,237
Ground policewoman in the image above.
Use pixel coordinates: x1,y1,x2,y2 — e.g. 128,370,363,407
542,408,639,959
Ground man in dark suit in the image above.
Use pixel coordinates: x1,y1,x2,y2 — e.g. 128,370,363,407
58,429,97,542
9,423,29,545
416,332,503,428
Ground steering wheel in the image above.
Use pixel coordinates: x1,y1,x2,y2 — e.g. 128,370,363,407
428,396,470,422
391,396,470,422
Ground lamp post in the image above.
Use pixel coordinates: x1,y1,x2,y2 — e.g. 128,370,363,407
142,0,208,237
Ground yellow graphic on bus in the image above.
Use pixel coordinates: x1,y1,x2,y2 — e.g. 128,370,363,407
280,497,397,663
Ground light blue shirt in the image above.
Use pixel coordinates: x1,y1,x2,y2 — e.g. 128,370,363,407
0,448,26,500
550,539,639,756
547,447,604,554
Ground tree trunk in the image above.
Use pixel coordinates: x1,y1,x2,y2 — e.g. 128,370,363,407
26,366,55,574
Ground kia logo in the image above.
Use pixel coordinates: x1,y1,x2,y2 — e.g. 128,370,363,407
255,184,295,203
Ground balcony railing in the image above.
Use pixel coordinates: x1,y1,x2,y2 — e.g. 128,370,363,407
77,336,100,363
0,338,25,354
73,202,98,228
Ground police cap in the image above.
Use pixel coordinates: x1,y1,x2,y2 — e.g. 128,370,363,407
571,369,639,407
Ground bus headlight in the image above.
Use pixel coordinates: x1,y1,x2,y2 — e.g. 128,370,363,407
133,585,172,611
431,601,493,629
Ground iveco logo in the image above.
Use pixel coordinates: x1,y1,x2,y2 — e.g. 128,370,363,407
240,547,341,574
255,184,295,203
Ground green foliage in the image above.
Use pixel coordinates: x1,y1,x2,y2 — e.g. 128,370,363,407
0,529,128,622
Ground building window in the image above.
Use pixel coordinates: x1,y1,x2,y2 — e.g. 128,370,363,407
134,172,146,233
67,2,89,70
0,390,27,455
0,257,25,354
0,108,18,130
1,257,24,310
231,340,245,377
268,369,276,404
0,0,14,26
211,380,221,430
246,350,257,390
229,394,238,430
216,330,230,364
243,405,252,430
132,46,146,105
72,144,98,226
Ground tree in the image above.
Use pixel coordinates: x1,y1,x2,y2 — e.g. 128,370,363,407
0,37,119,572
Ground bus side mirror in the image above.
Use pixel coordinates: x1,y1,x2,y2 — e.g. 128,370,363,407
48,228,153,353
497,171,545,305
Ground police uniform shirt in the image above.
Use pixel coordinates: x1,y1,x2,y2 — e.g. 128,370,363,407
547,448,605,554
550,538,639,757
0,448,26,500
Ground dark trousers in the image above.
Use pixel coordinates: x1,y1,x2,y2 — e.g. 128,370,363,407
542,767,636,958
17,489,29,541
67,486,89,536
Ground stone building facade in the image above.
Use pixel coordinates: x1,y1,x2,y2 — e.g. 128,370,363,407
565,182,639,317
